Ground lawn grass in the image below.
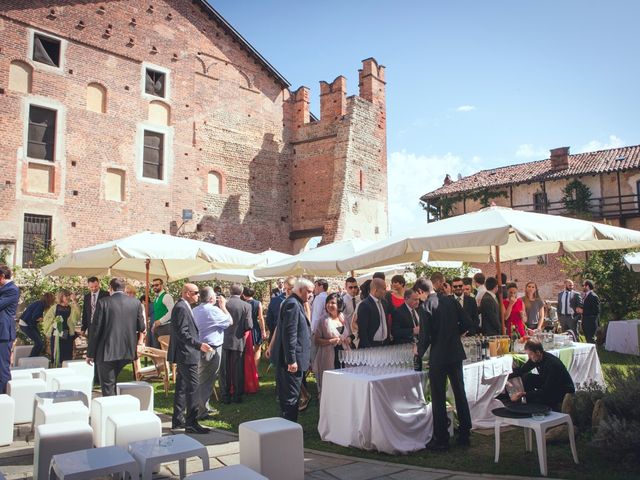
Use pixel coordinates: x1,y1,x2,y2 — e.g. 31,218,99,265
122,346,640,480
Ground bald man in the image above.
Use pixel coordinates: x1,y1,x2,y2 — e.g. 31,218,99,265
168,283,213,434
356,278,389,348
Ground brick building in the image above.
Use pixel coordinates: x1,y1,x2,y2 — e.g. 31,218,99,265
421,145,640,298
0,0,388,266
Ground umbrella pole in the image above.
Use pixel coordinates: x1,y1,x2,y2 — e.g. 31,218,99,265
495,245,505,334
145,259,150,343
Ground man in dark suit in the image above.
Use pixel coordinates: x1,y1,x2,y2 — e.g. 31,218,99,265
581,279,600,343
168,283,213,433
0,265,20,394
416,272,473,450
219,284,252,404
557,279,583,334
272,278,312,422
87,278,145,397
451,277,480,334
356,278,388,348
480,276,502,335
391,288,420,344
80,276,109,337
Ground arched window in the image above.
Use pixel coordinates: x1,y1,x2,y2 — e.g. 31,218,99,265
148,100,170,126
86,83,107,113
9,60,32,94
207,171,222,194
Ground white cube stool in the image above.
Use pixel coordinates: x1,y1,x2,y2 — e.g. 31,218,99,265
17,356,50,369
105,411,161,448
10,366,45,379
7,379,47,424
9,370,33,381
117,381,154,411
33,390,89,433
62,361,94,382
11,345,33,367
34,401,89,431
34,421,93,480
61,360,86,368
0,394,15,446
495,411,579,476
53,376,92,412
186,465,268,480
91,395,140,447
239,417,304,480
43,368,76,390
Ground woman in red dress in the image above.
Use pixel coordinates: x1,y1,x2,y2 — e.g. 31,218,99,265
502,282,526,337
385,274,406,339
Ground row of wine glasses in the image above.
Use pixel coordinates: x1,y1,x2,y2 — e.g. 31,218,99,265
338,343,414,369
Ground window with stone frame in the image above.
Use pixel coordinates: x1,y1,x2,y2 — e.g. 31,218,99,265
143,130,164,180
27,105,57,161
145,68,166,98
32,33,61,67
22,213,52,267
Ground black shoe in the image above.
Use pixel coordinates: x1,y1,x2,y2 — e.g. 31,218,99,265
196,414,216,421
171,423,185,431
457,436,471,447
425,440,449,452
185,423,211,434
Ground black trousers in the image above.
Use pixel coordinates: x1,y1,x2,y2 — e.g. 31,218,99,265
20,325,44,357
276,366,303,422
429,361,472,445
97,359,130,397
0,340,11,394
582,315,599,344
219,349,243,401
173,362,199,427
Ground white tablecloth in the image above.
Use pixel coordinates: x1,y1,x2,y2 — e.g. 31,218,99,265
462,356,513,429
605,319,640,356
318,367,431,454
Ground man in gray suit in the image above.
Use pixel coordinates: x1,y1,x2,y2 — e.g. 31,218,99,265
219,284,252,404
87,278,145,397
557,279,583,334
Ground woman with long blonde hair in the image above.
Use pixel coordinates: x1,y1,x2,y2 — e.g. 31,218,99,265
523,281,545,331
42,289,80,366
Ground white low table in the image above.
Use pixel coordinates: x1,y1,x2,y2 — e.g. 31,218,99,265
318,367,430,454
128,434,209,480
494,411,578,476
50,446,140,480
605,319,640,356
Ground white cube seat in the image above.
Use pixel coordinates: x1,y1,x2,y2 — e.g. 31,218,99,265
10,367,45,379
9,370,33,381
17,356,49,369
105,411,161,448
239,417,304,480
91,395,140,447
34,401,89,431
0,394,15,446
61,361,94,381
7,379,47,424
116,381,154,411
34,421,93,480
33,390,89,432
42,368,76,390
12,345,33,367
186,465,268,480
52,376,92,411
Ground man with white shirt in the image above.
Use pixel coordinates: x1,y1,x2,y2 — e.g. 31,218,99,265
356,278,388,348
310,279,329,333
473,272,487,306
193,287,232,420
151,278,175,343
557,279,583,334
341,277,359,340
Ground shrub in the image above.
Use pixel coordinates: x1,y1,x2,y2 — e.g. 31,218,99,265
573,381,605,430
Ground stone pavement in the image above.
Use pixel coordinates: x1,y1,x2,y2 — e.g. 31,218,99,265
0,415,556,480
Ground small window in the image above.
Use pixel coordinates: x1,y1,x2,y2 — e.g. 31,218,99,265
86,83,107,113
207,171,222,194
22,213,52,267
32,33,61,67
105,168,125,201
533,192,547,212
145,69,166,97
28,106,57,161
9,60,32,93
143,131,164,180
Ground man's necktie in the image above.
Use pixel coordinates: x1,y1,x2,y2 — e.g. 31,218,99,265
90,293,97,321
352,297,356,312
564,291,570,316
411,308,419,328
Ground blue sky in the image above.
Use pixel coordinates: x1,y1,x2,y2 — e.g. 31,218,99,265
209,1,640,235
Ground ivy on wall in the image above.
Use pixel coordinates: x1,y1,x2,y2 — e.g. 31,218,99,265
423,188,508,219
561,179,593,218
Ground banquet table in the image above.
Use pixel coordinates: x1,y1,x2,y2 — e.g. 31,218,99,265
318,367,430,454
605,319,640,356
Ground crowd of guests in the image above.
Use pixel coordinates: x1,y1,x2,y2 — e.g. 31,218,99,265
0,262,597,445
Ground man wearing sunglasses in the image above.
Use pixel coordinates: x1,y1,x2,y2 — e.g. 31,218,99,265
151,278,175,343
341,277,359,340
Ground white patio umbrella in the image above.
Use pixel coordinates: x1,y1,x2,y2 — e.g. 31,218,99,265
623,252,640,272
337,206,640,332
189,249,291,283
254,239,375,277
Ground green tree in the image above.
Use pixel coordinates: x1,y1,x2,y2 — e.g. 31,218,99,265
412,262,475,283
560,250,640,322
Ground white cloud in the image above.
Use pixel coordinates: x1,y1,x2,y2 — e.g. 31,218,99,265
455,105,476,112
577,135,624,153
387,150,483,235
515,144,546,159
